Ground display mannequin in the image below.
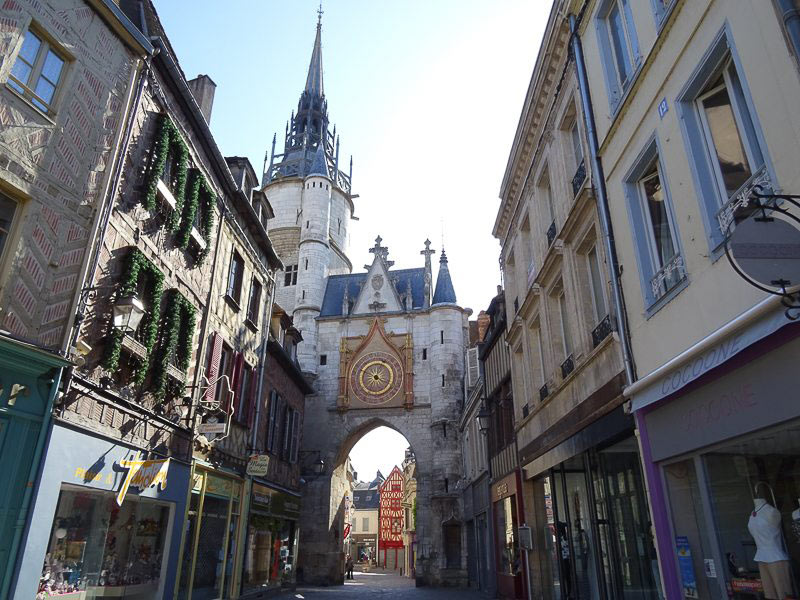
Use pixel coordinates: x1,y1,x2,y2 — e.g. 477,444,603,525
748,492,792,600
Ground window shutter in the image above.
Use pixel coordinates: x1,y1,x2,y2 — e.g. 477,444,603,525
266,390,277,452
466,347,480,388
229,352,244,416
203,333,223,404
290,410,301,463
247,366,259,428
274,395,286,455
282,406,292,460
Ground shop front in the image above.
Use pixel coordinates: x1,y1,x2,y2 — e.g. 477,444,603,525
522,407,662,600
176,465,245,600
0,335,68,599
240,481,301,596
493,470,525,599
637,325,800,600
13,422,190,599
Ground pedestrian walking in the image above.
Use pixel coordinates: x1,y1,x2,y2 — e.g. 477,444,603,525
346,554,354,580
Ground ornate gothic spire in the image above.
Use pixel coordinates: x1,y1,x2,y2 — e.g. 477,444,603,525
305,7,324,98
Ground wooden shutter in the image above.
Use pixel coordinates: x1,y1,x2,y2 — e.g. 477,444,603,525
247,366,258,428
282,405,292,460
229,351,244,416
290,410,301,463
203,333,223,404
266,390,277,452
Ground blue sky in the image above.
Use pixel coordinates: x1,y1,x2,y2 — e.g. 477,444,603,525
153,0,551,314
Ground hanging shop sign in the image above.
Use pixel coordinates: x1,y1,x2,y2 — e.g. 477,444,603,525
723,183,800,319
116,454,170,505
344,523,351,540
247,454,271,477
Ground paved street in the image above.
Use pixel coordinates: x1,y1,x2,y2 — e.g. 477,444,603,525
274,569,491,599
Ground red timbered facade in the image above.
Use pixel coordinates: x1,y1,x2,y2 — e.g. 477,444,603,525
378,466,405,567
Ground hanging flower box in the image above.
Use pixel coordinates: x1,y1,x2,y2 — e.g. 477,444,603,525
166,362,186,384
121,334,147,361
156,178,179,212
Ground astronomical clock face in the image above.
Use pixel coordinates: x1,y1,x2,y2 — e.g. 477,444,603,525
349,351,404,406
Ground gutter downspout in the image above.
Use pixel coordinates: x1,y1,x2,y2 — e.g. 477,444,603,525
569,14,635,387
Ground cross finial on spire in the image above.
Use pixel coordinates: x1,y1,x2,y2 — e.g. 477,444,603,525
369,236,387,256
317,2,323,26
420,238,435,260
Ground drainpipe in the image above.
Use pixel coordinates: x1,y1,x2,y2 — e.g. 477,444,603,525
776,0,800,65
569,14,635,387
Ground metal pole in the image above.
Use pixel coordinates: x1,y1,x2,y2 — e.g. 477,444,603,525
569,13,635,386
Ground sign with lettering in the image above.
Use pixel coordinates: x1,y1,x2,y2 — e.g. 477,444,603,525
246,454,271,477
658,98,668,119
116,455,170,506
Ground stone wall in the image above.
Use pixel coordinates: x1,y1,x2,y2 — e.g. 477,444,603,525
0,0,140,351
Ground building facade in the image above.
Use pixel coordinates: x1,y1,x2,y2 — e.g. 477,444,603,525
572,0,800,599
0,1,149,595
350,471,383,565
496,3,662,598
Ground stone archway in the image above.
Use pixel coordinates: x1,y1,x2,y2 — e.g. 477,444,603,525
296,408,459,586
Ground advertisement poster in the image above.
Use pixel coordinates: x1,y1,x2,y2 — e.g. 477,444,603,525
676,536,699,599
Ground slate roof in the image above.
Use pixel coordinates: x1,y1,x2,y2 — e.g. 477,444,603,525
320,268,427,317
308,144,329,177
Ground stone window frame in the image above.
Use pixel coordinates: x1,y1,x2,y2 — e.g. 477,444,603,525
6,21,72,117
0,189,23,286
594,0,642,115
676,23,776,255
622,133,688,316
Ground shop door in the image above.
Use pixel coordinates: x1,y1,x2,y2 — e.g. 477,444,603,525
0,414,40,584
596,443,661,600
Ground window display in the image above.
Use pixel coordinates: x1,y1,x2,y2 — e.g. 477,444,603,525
664,422,800,600
37,486,170,599
496,495,519,576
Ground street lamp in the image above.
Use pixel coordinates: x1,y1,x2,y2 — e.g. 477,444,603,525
113,294,146,334
299,450,326,482
476,403,491,434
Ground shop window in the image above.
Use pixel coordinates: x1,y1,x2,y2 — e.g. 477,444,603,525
226,250,244,306
39,486,170,597
8,25,68,114
495,495,519,576
677,29,770,250
242,496,296,594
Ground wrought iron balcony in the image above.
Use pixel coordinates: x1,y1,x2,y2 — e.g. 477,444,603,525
560,355,575,379
591,315,613,348
572,159,586,197
650,254,686,301
539,383,549,402
715,165,772,233
546,220,557,247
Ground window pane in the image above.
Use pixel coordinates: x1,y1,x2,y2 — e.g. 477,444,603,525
0,194,17,258
642,167,676,268
571,122,583,166
588,247,606,322
41,50,64,85
701,85,753,198
609,4,632,85
34,78,56,105
10,60,32,86
18,30,42,66
559,294,572,357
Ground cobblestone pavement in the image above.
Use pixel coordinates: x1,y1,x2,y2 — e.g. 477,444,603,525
273,568,492,599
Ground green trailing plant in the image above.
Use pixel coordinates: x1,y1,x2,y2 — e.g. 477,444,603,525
177,169,216,263
152,289,197,399
103,248,164,388
144,113,189,221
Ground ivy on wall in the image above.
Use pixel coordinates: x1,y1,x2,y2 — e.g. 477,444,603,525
152,289,197,399
103,248,164,387
144,114,188,219
177,169,216,263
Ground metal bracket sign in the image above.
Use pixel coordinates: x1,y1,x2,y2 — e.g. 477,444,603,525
196,374,235,441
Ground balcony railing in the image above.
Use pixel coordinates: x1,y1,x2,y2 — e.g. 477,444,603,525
572,159,586,197
650,254,686,301
546,220,557,247
539,383,549,402
591,315,613,348
715,165,772,233
560,354,575,379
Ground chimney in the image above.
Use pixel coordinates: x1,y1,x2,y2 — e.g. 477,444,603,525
187,74,216,124
477,310,490,342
